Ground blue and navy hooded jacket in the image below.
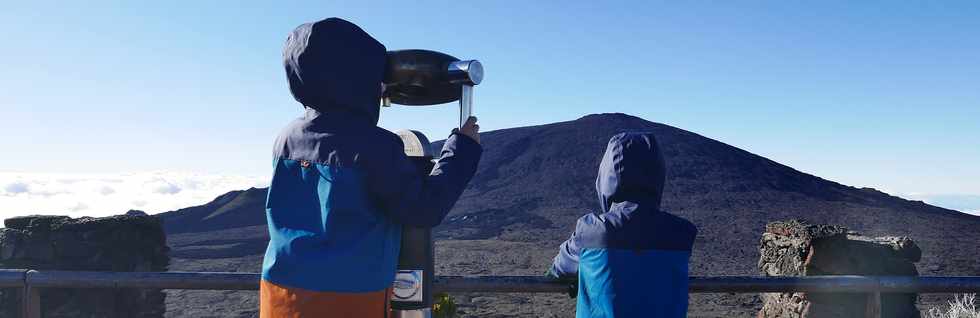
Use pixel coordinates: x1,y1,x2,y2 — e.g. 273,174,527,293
551,132,697,318
261,18,482,295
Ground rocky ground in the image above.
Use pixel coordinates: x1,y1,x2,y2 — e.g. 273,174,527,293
163,239,768,318
163,233,971,318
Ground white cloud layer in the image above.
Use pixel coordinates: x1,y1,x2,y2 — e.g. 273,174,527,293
0,171,269,223
902,193,980,216
3,171,974,226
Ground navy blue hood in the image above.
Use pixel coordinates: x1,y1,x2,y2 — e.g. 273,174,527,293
596,132,667,213
283,18,386,125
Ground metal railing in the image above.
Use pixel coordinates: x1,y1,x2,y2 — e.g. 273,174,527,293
2,269,979,318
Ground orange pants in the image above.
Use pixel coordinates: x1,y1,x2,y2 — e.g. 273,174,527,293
260,280,391,318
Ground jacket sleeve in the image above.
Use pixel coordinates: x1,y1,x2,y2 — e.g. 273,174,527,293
550,214,597,278
363,131,482,227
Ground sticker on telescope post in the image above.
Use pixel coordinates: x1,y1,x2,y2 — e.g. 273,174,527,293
392,270,424,303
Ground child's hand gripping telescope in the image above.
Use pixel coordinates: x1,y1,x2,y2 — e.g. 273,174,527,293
382,50,484,129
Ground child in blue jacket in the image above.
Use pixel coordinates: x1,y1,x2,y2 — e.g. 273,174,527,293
550,132,697,318
260,18,482,317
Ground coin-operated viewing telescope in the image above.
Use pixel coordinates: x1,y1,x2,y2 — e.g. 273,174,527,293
383,49,484,129
385,50,483,318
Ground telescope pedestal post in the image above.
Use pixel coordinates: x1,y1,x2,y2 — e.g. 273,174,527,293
391,130,436,318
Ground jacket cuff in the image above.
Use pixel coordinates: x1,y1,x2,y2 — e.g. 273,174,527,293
447,130,483,156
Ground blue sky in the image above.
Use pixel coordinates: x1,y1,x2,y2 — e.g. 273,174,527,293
1,1,979,216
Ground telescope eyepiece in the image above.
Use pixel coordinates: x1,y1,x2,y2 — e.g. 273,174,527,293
447,60,483,85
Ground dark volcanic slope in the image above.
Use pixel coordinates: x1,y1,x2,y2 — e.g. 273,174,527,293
160,113,980,317
158,187,266,235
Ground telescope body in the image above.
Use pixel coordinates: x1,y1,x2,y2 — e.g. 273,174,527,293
383,50,483,129
383,50,482,106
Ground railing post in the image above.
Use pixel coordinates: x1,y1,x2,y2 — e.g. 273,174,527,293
22,270,40,318
25,287,40,318
865,291,881,318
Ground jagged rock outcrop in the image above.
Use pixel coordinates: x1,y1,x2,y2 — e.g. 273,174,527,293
758,220,921,318
0,213,169,318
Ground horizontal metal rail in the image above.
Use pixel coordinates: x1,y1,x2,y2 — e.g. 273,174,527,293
25,270,258,290
0,269,27,288
3,270,977,293
434,275,980,294
435,275,568,293
4,270,978,318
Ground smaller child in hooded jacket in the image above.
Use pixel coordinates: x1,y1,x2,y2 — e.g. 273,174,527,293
550,132,697,318
260,18,482,318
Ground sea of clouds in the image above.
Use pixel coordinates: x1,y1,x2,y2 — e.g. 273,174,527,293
0,171,269,222
903,193,980,216
2,171,977,224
